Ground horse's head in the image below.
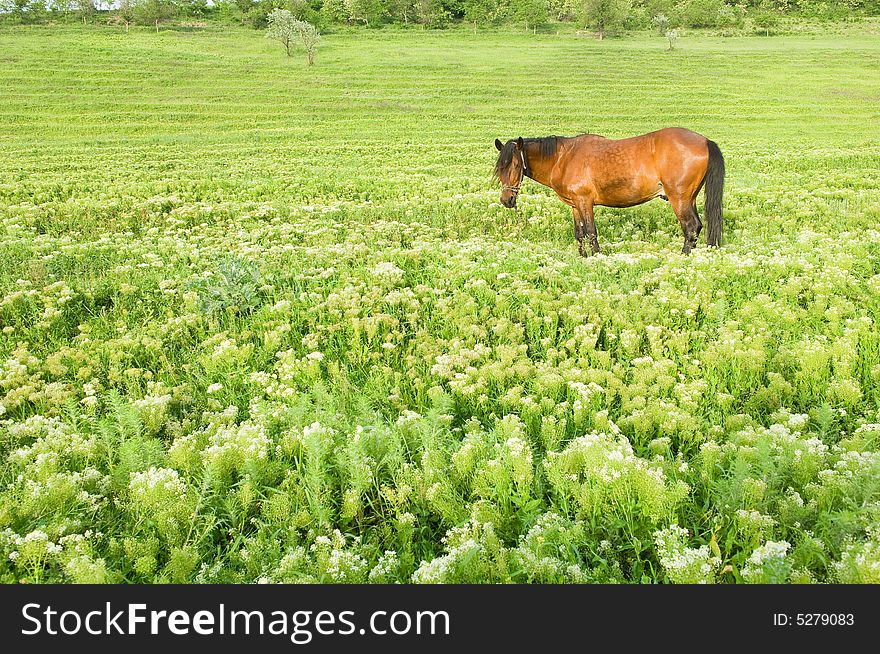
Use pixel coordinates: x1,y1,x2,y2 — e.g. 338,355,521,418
494,137,527,209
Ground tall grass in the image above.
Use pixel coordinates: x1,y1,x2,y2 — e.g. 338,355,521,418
1,25,879,583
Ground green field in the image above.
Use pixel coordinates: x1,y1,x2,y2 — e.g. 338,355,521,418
2,23,880,583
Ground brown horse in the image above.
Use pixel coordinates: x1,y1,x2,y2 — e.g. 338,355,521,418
493,128,724,255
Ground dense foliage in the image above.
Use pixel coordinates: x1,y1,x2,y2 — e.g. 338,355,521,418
2,0,880,31
1,25,879,584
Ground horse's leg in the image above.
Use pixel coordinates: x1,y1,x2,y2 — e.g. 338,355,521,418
572,207,586,257
670,196,699,254
579,200,600,254
691,202,703,241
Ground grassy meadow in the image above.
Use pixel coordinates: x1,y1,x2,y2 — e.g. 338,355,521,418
1,23,880,583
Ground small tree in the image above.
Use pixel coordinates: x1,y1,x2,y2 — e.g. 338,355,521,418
118,0,136,31
580,0,631,40
546,0,575,21
76,0,96,24
6,0,47,23
345,0,384,26
665,27,678,50
462,0,500,30
296,20,321,66
266,9,297,55
178,0,209,18
415,0,451,27
266,9,322,65
752,11,778,36
388,0,417,24
136,0,177,32
49,0,76,19
510,0,548,32
651,12,668,35
320,0,348,23
672,0,725,28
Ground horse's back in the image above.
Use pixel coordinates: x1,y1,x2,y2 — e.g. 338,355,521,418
570,128,707,161
575,127,699,143
558,128,711,207
650,127,706,140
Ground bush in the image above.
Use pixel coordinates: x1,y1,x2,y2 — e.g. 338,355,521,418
510,0,549,30
579,0,632,38
672,0,737,28
752,10,779,34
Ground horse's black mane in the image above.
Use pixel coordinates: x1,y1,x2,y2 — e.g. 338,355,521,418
494,136,560,180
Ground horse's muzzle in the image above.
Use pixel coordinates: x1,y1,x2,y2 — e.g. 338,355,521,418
501,196,517,209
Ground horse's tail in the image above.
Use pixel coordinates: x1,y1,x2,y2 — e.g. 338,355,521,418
704,139,725,247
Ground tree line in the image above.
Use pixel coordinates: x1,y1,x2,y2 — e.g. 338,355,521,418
3,0,879,34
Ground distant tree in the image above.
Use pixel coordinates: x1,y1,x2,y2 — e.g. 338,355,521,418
287,0,311,18
48,0,76,19
117,0,137,31
752,10,778,35
345,0,385,25
671,0,725,28
665,26,678,49
651,11,668,33
634,0,674,21
266,8,298,54
796,0,857,19
178,0,210,18
414,0,451,27
259,0,322,26
266,9,322,64
4,0,24,22
863,0,880,16
320,0,349,22
135,0,177,32
241,0,276,28
220,0,256,23
546,0,577,21
510,0,548,30
462,0,499,28
388,0,417,23
295,19,321,64
579,0,631,39
4,0,47,23
76,0,96,24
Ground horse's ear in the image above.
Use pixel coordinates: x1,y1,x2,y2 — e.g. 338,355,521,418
516,137,524,150
495,139,503,151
